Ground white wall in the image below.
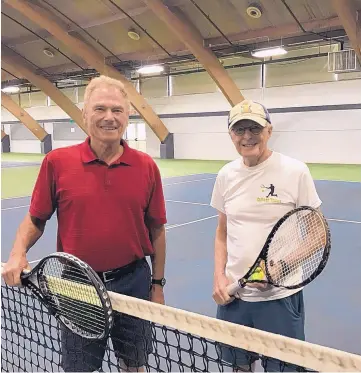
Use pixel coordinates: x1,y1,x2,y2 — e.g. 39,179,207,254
1,103,86,152
2,79,361,164
1,103,83,122
53,140,84,149
146,80,361,164
10,140,42,154
1,118,85,153
269,111,361,164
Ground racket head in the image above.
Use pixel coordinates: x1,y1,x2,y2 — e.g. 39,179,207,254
264,206,331,289
22,253,113,340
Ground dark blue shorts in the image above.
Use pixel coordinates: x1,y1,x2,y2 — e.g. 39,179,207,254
216,291,305,372
61,258,152,372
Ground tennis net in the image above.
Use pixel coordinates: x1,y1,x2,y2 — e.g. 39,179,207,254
2,283,361,372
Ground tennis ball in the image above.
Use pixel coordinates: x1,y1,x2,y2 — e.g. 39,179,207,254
250,266,265,281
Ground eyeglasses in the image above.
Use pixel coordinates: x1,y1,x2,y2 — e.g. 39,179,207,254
231,126,264,136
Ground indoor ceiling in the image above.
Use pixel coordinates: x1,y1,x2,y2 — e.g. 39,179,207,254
1,0,359,89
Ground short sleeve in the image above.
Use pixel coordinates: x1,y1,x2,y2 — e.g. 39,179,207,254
296,166,322,208
210,172,226,213
29,155,57,221
145,161,167,227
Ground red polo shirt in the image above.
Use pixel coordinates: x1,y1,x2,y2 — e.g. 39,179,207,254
29,138,167,272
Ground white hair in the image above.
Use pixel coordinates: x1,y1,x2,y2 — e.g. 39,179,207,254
84,75,130,111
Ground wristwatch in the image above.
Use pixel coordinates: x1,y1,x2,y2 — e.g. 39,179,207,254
152,278,166,287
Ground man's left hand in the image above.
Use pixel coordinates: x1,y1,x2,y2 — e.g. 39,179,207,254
151,285,165,304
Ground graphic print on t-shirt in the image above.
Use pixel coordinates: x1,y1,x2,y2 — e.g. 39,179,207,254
258,183,281,203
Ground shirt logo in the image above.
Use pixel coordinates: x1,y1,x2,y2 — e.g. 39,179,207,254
262,184,277,197
257,183,281,203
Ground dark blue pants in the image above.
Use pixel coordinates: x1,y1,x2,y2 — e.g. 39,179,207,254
61,259,152,372
217,291,305,372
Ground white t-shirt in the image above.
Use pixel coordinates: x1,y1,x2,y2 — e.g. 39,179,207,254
210,152,322,302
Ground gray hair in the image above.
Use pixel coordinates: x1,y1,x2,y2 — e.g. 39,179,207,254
84,75,131,111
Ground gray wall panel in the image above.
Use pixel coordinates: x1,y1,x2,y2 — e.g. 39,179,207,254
10,123,39,140
53,122,87,140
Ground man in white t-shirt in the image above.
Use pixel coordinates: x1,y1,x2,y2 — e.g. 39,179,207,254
210,100,321,372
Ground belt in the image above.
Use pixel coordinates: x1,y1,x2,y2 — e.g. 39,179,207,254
96,259,142,283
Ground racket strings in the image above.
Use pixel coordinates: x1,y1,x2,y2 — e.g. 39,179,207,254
46,293,105,324
266,210,327,286
47,296,105,334
39,258,108,338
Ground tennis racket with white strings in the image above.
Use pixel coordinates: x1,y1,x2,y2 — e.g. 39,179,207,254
227,206,331,295
2,252,113,340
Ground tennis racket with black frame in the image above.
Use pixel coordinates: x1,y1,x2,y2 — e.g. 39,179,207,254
227,206,331,295
2,252,114,340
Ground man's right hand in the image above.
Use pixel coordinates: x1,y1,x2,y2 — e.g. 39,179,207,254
2,254,31,287
213,273,234,305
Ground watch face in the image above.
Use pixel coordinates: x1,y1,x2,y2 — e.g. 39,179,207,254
152,278,166,286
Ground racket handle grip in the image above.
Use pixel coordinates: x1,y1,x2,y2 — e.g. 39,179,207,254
227,282,240,296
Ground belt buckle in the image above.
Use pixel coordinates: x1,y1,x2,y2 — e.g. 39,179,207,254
101,270,112,283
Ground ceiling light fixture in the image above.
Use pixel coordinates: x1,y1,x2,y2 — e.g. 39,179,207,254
137,65,164,74
1,86,20,94
127,29,140,41
251,47,287,58
43,48,55,58
246,4,263,18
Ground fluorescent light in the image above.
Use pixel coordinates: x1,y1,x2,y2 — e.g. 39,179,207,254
137,65,164,74
1,86,20,94
252,47,287,58
168,75,173,97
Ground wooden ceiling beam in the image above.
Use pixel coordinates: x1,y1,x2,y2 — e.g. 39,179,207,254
144,0,244,105
2,5,149,46
206,16,342,47
1,92,49,141
29,28,346,78
4,0,169,142
2,56,87,134
331,0,361,64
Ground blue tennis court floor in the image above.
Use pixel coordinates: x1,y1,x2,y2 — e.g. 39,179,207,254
2,173,361,356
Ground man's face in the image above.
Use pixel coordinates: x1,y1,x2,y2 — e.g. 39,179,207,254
230,119,272,160
83,84,129,144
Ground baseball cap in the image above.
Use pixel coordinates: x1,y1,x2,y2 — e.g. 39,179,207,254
228,100,271,130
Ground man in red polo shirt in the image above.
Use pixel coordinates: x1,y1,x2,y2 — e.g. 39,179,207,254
2,75,167,371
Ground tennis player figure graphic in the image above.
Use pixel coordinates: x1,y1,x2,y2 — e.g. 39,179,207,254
261,183,278,197
265,184,278,198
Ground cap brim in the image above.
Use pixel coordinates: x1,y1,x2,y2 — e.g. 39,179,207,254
229,114,268,129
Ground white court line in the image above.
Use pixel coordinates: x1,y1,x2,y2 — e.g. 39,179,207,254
11,214,361,266
2,204,30,211
328,218,361,224
1,195,212,211
1,177,359,202
166,199,210,206
163,177,215,186
29,259,41,264
1,195,31,200
166,215,218,230
2,201,361,225
316,179,361,184
23,215,218,265
0,176,216,201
